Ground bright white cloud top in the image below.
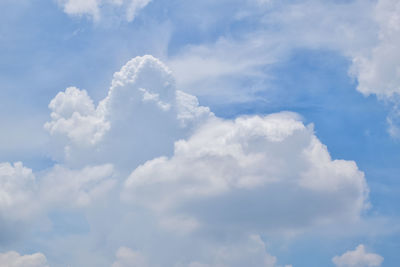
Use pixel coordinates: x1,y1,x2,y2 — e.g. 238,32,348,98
0,55,376,266
332,244,384,267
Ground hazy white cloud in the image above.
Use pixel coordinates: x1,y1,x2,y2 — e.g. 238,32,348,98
112,247,149,267
348,0,400,137
350,0,400,98
332,244,383,267
0,251,48,267
57,0,151,21
0,160,116,247
0,162,39,221
112,236,291,267
168,0,375,104
124,111,369,234
40,164,115,208
183,235,291,267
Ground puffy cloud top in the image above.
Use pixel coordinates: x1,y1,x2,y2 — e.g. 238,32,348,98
332,244,384,267
45,55,212,168
124,111,369,233
0,251,48,267
5,55,372,265
0,162,38,221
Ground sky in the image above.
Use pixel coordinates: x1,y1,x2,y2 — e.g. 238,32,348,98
1,0,400,266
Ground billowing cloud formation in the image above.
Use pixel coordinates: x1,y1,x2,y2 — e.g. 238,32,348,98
45,87,110,146
0,55,372,265
0,160,115,247
332,244,384,267
57,0,151,21
124,112,369,233
0,162,38,221
0,251,48,267
45,55,212,168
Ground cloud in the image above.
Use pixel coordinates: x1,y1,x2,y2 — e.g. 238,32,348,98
57,0,151,21
0,251,48,267
348,0,400,137
40,164,115,208
112,236,291,267
0,162,41,241
332,244,384,267
123,111,369,234
45,55,212,168
350,0,400,98
0,160,115,246
112,247,149,267
183,235,291,267
167,0,376,104
2,55,372,265
44,87,110,146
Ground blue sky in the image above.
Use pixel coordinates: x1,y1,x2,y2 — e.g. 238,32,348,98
1,0,400,266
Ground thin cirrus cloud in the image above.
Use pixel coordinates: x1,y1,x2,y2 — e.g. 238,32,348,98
57,0,151,21
166,0,400,137
56,0,400,136
0,55,374,265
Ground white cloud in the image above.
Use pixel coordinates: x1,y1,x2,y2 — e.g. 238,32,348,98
60,0,101,20
57,0,151,21
4,55,373,265
332,244,384,267
0,160,115,246
350,0,400,98
40,164,115,208
45,87,110,146
0,162,39,221
126,0,151,22
0,251,48,267
167,0,376,104
112,236,291,267
123,111,369,234
112,247,149,267
183,235,291,267
45,55,212,168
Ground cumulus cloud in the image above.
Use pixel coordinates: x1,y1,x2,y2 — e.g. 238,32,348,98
0,251,48,267
347,0,400,137
0,160,115,246
332,244,383,267
40,164,115,208
0,162,38,221
57,0,151,21
45,87,110,146
45,55,212,168
3,55,371,265
350,0,400,98
124,111,369,234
